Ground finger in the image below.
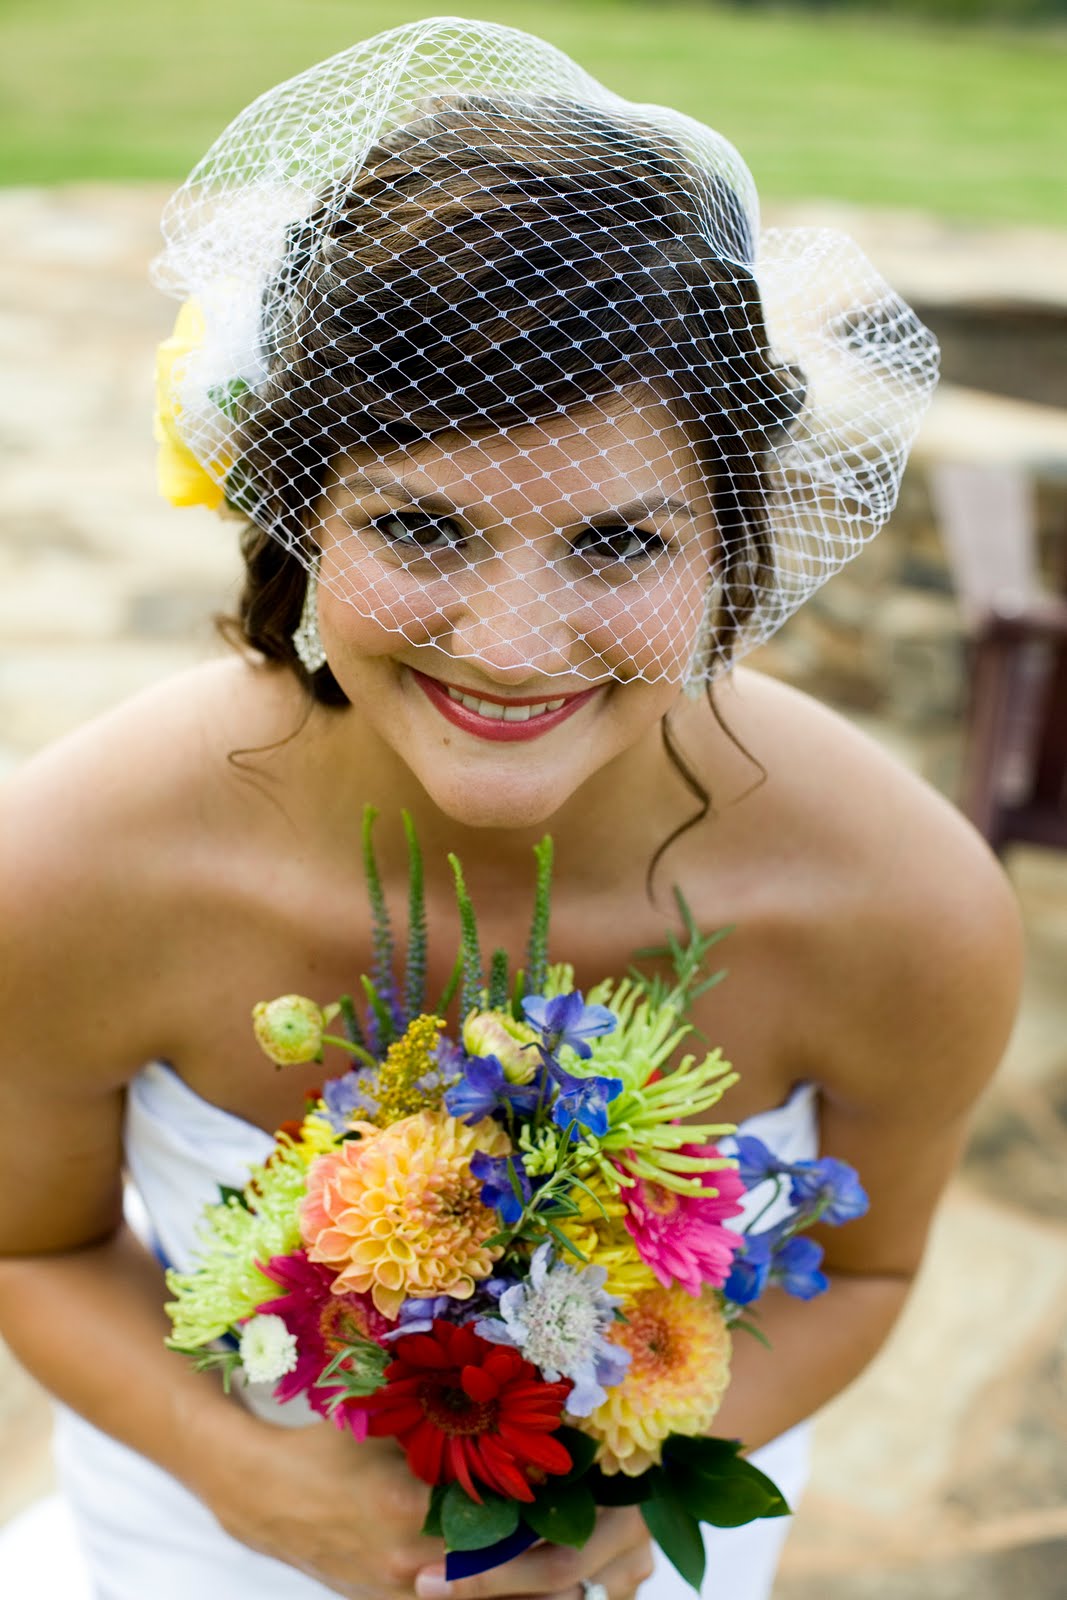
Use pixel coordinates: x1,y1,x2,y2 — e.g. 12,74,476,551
562,1542,657,1600
424,1509,648,1600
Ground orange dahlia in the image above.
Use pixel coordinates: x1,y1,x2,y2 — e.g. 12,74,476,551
364,1320,573,1503
300,1110,510,1318
579,1283,732,1475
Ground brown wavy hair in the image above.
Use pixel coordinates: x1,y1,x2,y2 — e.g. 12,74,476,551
220,95,800,882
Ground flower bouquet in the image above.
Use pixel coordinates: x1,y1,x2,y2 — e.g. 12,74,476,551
166,809,867,1591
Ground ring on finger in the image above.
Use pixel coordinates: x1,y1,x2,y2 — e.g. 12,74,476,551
580,1582,609,1600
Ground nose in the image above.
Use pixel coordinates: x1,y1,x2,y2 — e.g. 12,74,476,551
444,546,587,681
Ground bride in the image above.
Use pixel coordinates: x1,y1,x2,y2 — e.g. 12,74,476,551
0,18,1020,1600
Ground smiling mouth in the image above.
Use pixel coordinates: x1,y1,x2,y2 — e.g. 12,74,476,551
410,669,600,741
442,684,571,722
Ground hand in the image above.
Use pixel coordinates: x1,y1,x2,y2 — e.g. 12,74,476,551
414,1507,655,1600
192,1410,445,1599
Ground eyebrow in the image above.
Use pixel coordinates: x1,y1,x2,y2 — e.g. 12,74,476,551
336,469,694,521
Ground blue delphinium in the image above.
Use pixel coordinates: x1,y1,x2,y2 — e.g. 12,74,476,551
475,1242,630,1415
444,1054,543,1124
731,1135,791,1189
470,1150,533,1226
769,1235,829,1299
551,1065,623,1138
723,1232,773,1306
522,991,617,1060
725,1224,830,1306
788,1158,869,1225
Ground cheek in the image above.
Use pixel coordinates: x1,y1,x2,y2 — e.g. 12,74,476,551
320,543,454,649
567,563,708,681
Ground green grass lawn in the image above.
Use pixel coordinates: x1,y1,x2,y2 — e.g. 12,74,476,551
1,0,1064,223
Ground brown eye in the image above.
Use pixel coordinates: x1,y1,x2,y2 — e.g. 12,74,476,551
572,524,668,564
372,512,466,552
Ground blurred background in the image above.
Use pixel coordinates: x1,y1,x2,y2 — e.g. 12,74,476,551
1,0,1065,1595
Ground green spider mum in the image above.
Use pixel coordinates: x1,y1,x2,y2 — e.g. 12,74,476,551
164,1142,309,1349
577,976,740,1195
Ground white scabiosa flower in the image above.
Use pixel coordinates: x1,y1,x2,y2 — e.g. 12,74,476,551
476,1243,630,1415
239,1313,299,1385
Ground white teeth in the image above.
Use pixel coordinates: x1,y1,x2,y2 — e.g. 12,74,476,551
445,686,570,720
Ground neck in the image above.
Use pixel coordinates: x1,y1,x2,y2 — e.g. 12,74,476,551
279,684,715,909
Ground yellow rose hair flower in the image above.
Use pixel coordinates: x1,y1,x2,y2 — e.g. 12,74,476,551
579,1283,731,1475
153,297,232,510
300,1109,510,1317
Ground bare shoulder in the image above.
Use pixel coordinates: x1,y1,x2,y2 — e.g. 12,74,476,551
0,656,296,1086
718,668,1024,1115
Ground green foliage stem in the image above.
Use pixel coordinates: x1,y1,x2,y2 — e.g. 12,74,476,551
401,809,427,1020
361,805,395,1043
525,836,554,997
447,853,484,1019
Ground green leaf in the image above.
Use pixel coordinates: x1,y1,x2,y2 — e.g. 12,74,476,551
661,1442,790,1528
207,376,251,420
422,1483,447,1538
674,1462,789,1527
663,1436,743,1471
641,1474,706,1592
587,1466,654,1506
524,1479,596,1548
556,1427,599,1480
434,951,464,1018
542,1218,588,1262
510,967,527,1023
217,1184,250,1210
732,1318,774,1350
441,1483,520,1552
360,974,396,1049
337,992,368,1056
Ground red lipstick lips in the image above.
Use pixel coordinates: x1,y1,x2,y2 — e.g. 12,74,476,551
411,669,599,742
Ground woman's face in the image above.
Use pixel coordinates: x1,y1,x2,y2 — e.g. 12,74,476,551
310,394,717,829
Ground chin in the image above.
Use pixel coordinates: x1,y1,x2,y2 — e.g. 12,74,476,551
407,756,579,832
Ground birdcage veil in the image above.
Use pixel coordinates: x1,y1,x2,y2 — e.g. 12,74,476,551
152,15,938,687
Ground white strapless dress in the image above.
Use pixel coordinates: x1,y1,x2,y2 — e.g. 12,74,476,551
18,1064,820,1600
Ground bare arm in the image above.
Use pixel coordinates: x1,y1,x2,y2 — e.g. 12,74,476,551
0,751,651,1600
714,811,1024,1455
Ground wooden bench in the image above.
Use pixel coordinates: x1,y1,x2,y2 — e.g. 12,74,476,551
930,462,1067,854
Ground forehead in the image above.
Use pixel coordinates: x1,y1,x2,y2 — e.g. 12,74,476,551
335,392,705,509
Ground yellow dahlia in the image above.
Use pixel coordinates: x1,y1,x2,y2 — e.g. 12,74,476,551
580,1283,731,1475
555,1173,656,1302
300,1110,510,1317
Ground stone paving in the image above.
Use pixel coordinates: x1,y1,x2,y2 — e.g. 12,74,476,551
1,185,1066,1595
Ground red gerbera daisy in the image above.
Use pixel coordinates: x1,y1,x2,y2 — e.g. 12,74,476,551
363,1319,573,1503
257,1250,393,1435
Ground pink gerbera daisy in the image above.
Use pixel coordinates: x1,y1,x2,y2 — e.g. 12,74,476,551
622,1145,746,1295
256,1250,394,1434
